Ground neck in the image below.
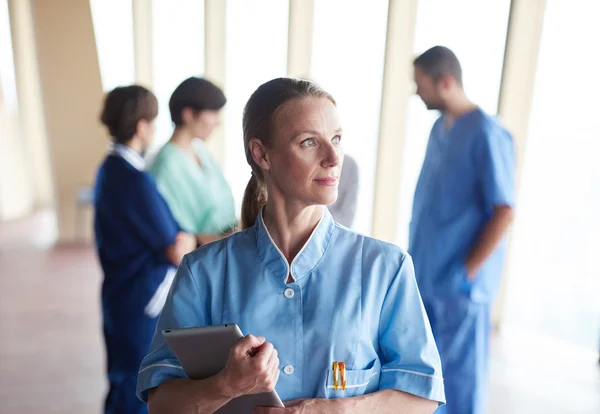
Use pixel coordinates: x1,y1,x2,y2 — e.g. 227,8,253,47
443,91,477,127
124,137,144,154
170,127,195,149
262,198,324,264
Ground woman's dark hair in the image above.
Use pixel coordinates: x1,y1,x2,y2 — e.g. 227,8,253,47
100,85,158,144
169,77,227,126
240,77,336,229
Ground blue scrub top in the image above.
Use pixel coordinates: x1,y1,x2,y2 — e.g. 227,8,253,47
137,208,445,404
94,150,180,318
409,108,515,303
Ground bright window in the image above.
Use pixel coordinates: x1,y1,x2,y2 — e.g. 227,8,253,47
0,0,18,113
503,0,600,350
311,0,389,235
151,0,205,151
223,0,289,215
89,0,135,92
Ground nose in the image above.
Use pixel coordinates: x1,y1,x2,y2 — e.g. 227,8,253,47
322,142,342,169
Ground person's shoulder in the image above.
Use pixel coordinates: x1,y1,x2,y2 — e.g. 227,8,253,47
185,227,255,265
101,155,146,180
428,116,445,139
432,115,445,129
471,108,511,137
333,224,409,268
148,143,177,173
95,157,151,205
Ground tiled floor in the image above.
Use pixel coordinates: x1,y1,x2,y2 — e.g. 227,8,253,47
0,212,598,413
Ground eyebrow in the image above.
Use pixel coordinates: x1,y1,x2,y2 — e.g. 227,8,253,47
291,128,343,140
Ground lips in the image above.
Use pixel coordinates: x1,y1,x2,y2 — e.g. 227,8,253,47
314,177,338,186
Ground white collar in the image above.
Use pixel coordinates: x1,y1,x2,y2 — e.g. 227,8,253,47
111,143,145,171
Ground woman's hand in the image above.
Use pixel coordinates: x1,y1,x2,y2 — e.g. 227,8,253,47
216,334,280,399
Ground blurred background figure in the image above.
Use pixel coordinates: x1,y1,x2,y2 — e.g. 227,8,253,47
95,85,196,414
0,1,599,413
409,46,515,414
328,153,359,227
149,77,236,245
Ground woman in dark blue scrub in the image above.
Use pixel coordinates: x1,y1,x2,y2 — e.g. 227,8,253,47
95,85,196,414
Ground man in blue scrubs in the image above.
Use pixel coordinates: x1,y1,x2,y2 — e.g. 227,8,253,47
409,46,516,414
95,85,196,414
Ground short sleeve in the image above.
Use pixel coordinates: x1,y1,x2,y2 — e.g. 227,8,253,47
127,174,179,252
378,254,445,404
476,125,516,212
136,256,207,402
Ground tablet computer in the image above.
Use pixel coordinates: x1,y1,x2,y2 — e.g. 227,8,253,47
162,324,284,413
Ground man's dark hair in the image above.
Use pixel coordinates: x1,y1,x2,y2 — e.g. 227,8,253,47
414,46,463,86
100,85,158,144
169,77,227,126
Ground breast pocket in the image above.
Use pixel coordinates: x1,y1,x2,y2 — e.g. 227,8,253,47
323,360,379,399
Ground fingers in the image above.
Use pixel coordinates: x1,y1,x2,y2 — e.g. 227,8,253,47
266,348,279,384
252,341,275,365
266,346,279,367
235,334,266,356
268,365,280,390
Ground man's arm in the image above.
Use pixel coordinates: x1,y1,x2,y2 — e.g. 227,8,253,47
255,389,438,414
465,205,514,280
468,122,516,279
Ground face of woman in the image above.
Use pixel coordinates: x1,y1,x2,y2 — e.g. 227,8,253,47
180,108,221,140
191,109,221,140
258,96,343,207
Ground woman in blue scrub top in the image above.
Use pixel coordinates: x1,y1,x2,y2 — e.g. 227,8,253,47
95,85,197,414
137,78,445,413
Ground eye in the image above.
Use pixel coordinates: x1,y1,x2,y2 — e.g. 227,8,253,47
332,135,342,145
300,138,316,148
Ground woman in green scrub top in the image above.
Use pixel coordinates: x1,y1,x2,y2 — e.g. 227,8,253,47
149,77,236,245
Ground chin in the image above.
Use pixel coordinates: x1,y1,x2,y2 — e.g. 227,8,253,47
314,188,338,206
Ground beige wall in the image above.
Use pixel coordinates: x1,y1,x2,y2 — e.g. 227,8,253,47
31,0,106,243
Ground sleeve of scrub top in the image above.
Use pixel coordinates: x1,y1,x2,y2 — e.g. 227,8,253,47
378,253,446,404
477,127,516,212
136,255,205,402
127,175,179,252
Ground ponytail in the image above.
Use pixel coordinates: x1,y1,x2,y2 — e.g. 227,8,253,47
240,173,267,230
